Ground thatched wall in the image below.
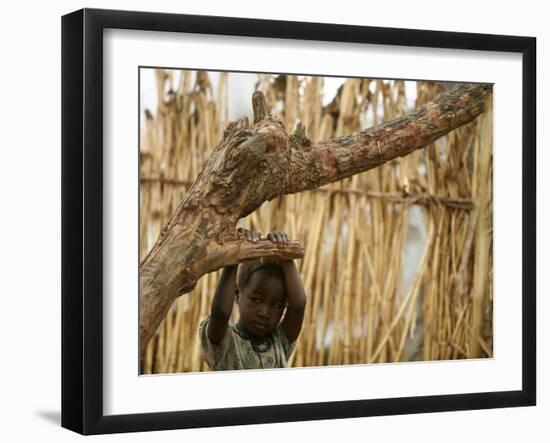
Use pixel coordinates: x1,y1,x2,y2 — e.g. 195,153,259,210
139,69,493,374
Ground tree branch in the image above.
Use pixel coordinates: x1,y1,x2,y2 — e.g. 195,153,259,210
285,83,491,194
139,82,492,352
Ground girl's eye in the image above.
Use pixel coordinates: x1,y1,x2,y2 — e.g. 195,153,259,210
272,303,283,309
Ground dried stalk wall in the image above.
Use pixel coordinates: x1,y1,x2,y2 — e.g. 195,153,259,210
139,70,493,374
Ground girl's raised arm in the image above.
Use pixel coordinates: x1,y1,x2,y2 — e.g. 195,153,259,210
279,260,307,344
207,265,238,344
267,231,307,344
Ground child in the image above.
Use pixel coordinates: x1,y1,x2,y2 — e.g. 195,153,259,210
199,228,307,370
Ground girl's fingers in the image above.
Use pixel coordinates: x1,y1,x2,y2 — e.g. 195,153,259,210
237,228,269,243
266,231,291,247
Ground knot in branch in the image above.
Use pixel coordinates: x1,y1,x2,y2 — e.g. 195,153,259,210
289,121,311,149
253,91,269,123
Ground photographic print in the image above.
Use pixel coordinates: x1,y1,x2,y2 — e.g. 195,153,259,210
138,69,494,375
62,9,535,433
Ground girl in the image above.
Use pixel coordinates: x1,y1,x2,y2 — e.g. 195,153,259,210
199,229,307,370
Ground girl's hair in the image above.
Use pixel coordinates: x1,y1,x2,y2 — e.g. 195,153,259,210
236,258,284,291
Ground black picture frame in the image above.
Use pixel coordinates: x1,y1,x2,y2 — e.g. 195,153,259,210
61,8,536,435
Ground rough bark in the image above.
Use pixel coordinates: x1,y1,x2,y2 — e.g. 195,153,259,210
140,83,492,352
286,83,491,193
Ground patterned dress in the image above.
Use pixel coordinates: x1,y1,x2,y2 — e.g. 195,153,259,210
198,315,297,370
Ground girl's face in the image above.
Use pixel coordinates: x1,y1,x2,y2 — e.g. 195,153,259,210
236,269,287,339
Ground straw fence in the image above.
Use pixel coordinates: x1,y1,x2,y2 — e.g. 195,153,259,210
139,70,493,374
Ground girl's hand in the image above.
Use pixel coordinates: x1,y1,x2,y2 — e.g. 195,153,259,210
267,230,289,247
236,227,262,243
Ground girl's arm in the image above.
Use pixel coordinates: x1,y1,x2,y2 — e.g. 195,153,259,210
267,231,307,344
280,260,307,343
207,265,238,344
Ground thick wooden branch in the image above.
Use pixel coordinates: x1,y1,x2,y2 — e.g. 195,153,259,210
285,83,492,193
140,217,303,352
139,82,492,352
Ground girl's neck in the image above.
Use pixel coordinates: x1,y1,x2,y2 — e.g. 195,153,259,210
235,320,268,346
